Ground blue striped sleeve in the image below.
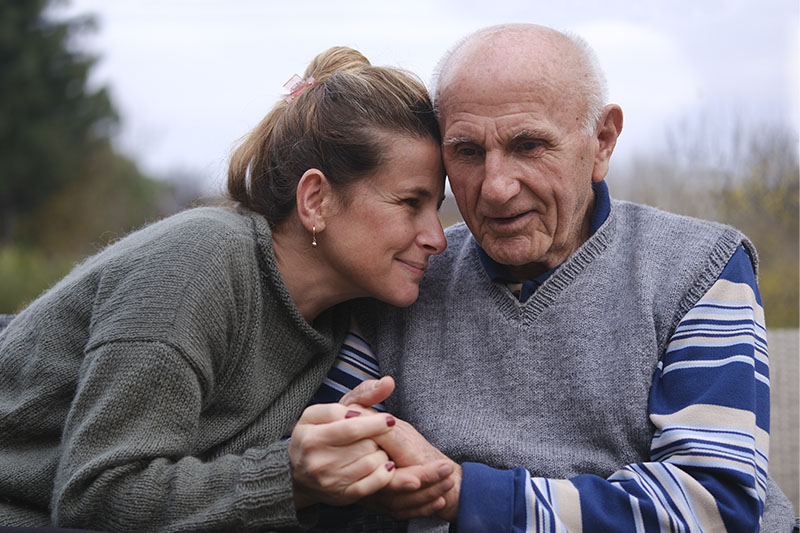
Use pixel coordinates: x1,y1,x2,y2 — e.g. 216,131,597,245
307,324,386,411
456,245,770,532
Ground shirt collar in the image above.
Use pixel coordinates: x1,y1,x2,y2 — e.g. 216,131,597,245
475,180,611,284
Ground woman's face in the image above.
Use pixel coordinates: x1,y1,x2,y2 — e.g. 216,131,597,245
321,135,447,307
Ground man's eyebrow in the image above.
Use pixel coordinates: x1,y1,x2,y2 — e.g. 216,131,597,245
443,130,554,147
442,135,476,147
511,129,552,142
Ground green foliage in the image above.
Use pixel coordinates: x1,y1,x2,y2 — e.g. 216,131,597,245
0,0,117,241
16,145,171,255
0,245,76,312
716,128,799,327
614,121,799,328
0,161,209,313
0,1,210,313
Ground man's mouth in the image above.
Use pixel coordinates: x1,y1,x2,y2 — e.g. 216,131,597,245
486,210,536,232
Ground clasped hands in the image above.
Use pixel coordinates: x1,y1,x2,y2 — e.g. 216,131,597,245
289,376,461,521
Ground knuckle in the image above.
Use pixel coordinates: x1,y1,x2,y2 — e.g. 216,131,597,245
303,456,328,478
299,403,325,421
365,446,387,464
341,423,364,441
362,453,389,476
363,439,380,454
300,432,325,451
340,389,359,404
343,480,375,502
346,485,369,500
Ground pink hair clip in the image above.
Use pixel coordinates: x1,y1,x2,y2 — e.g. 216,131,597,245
283,74,316,103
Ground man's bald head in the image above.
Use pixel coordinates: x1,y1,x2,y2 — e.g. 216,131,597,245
432,24,608,135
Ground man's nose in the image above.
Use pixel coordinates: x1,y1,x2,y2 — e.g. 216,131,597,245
481,151,519,204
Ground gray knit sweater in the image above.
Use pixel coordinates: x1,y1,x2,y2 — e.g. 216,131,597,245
0,207,349,532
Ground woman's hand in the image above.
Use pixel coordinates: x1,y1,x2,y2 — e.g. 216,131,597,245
340,377,462,521
288,403,398,508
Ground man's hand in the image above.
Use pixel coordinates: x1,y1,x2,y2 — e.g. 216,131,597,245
341,378,462,522
368,417,462,522
340,375,396,408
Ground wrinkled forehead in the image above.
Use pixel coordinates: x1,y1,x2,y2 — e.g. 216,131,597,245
438,68,586,139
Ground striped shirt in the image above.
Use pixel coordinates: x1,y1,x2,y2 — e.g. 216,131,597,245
456,245,768,531
307,325,386,411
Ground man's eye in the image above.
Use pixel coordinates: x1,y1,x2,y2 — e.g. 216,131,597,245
403,198,420,208
517,141,540,152
457,146,481,157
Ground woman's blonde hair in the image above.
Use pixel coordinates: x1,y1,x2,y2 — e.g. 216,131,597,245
227,46,440,227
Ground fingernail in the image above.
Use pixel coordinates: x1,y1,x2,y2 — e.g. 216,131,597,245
385,461,395,471
438,463,453,476
385,416,396,427
345,410,361,419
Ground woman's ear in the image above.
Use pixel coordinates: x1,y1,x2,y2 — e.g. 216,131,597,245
296,168,331,232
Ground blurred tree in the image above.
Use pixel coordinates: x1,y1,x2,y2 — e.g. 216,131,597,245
0,0,117,243
0,0,213,313
15,145,170,256
613,120,799,327
716,125,799,328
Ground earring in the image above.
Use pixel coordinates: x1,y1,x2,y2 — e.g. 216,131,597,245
311,225,317,248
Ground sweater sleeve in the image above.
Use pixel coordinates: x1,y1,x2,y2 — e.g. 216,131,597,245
456,245,770,532
53,339,305,532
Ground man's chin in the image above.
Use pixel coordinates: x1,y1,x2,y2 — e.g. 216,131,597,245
483,239,548,267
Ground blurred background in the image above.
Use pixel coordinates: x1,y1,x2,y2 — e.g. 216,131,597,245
0,0,797,509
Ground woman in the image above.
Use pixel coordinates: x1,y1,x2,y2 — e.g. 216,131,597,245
0,46,447,531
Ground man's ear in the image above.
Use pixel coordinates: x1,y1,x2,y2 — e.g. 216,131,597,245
296,168,331,232
591,104,623,183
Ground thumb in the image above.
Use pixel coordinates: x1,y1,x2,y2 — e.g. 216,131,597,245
340,375,395,408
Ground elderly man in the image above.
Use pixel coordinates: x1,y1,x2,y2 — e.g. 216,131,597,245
329,23,795,531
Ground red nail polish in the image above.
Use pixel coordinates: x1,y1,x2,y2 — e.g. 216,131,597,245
345,410,361,419
385,461,395,471
386,416,396,427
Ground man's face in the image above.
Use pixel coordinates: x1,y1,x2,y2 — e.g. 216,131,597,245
439,57,600,279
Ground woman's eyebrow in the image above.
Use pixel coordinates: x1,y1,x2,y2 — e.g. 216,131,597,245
406,186,436,198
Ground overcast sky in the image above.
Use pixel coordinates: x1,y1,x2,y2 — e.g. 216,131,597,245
57,0,799,193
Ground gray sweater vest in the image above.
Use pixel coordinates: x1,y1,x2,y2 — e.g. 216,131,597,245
357,200,754,479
